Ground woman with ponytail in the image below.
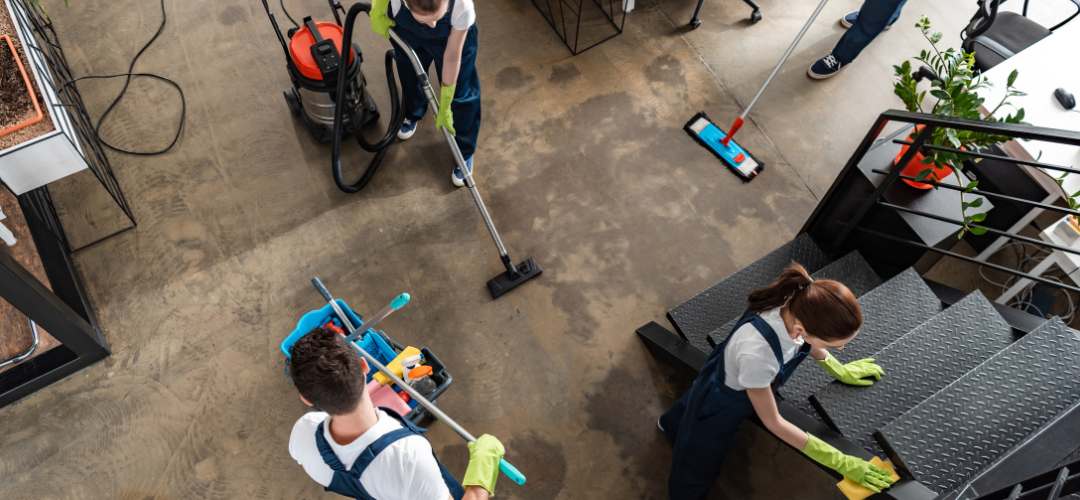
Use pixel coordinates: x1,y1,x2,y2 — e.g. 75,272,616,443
660,262,895,499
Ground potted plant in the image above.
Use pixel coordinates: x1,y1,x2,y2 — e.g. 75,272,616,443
892,17,1029,238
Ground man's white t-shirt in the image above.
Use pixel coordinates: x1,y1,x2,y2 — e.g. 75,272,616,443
723,307,805,391
391,0,476,31
289,409,450,500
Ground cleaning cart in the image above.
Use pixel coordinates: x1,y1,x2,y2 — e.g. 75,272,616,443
283,278,527,484
281,298,452,425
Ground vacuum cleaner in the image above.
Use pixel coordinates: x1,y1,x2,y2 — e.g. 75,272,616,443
262,1,542,299
261,0,403,193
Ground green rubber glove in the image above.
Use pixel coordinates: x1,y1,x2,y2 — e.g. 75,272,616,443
802,434,895,493
817,355,884,386
463,434,504,496
436,84,456,136
369,0,395,39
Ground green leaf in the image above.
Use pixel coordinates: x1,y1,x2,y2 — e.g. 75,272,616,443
969,197,984,208
969,226,989,235
971,212,987,222
1008,69,1018,87
965,180,979,192
915,168,934,181
962,201,970,210
930,89,951,100
1016,108,1025,122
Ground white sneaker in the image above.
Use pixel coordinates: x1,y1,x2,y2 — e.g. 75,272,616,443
397,118,418,140
452,157,474,187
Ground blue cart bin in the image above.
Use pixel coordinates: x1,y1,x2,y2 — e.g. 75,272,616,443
283,300,452,425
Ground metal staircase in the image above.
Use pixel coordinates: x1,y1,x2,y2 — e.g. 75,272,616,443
638,110,1080,498
639,246,1080,499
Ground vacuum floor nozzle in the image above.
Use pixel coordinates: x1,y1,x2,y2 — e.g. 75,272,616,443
487,258,543,299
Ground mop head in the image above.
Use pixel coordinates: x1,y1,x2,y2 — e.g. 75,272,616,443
684,112,764,181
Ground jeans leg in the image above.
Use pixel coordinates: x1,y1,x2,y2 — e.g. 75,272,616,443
431,26,481,159
831,0,908,64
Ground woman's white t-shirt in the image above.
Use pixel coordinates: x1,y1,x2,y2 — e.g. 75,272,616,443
722,307,805,391
391,0,476,30
289,409,450,500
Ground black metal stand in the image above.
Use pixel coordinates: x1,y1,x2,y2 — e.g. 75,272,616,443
531,0,627,55
689,0,760,29
9,0,137,252
0,193,109,409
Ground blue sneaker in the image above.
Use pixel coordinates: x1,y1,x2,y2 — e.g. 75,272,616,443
807,52,846,80
840,11,892,29
452,157,473,187
397,118,418,140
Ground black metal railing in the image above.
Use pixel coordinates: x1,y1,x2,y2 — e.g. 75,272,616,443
966,460,1078,499
803,109,1080,296
9,0,136,252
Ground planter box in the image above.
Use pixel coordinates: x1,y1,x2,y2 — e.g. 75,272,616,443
0,0,88,195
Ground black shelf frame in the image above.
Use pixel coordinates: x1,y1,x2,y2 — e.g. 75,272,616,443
531,0,627,55
0,187,109,409
8,0,137,252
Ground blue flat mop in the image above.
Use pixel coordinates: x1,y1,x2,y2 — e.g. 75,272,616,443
685,0,832,182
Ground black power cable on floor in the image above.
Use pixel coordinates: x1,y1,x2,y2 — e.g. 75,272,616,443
58,0,185,156
280,0,300,28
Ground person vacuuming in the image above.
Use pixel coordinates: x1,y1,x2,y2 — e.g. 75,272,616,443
659,263,896,499
370,0,480,187
289,327,504,500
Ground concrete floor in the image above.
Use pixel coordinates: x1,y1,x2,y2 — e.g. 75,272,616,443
0,0,1036,498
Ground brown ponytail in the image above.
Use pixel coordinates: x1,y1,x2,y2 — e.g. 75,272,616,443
747,262,863,342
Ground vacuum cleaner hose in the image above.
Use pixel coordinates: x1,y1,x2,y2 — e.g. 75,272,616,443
331,2,406,193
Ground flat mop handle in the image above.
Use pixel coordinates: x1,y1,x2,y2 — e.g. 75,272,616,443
309,278,527,485
730,0,833,135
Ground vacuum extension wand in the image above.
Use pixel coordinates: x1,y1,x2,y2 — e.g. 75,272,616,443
311,278,527,486
386,27,543,299
720,0,831,146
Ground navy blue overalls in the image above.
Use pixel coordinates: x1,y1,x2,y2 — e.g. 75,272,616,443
314,408,466,499
659,310,813,500
389,0,481,159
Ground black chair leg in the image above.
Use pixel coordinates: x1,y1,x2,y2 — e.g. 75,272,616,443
742,0,762,22
690,0,705,29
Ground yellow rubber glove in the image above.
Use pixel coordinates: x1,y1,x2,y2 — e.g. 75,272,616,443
802,434,895,493
817,355,884,386
436,84,456,136
463,434,504,496
369,0,395,39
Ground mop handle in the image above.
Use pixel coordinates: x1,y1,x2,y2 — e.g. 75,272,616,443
723,0,832,145
310,278,527,485
340,292,410,343
387,28,510,258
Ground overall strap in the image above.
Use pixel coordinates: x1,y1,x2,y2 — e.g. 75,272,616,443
315,421,347,471
749,315,787,374
349,428,419,473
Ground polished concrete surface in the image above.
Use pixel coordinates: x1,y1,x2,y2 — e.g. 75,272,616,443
0,0,1016,498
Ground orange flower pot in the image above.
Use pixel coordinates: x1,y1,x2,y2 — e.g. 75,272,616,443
895,125,954,189
0,35,44,139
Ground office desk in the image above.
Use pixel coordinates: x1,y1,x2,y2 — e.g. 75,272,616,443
970,22,1080,303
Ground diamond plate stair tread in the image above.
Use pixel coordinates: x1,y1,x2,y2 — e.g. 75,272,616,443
776,268,942,416
668,234,829,352
705,250,885,351
876,317,1080,495
810,290,1014,454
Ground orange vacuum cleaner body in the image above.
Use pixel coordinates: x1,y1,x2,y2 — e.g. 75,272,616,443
280,16,379,144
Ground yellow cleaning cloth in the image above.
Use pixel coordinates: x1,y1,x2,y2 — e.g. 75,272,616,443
373,346,422,385
837,457,901,500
